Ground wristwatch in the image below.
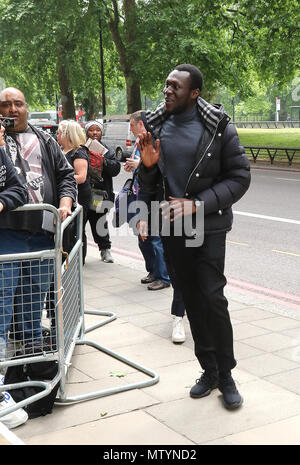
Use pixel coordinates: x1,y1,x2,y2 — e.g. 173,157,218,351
193,199,201,210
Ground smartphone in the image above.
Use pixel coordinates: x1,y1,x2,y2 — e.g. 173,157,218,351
0,117,15,128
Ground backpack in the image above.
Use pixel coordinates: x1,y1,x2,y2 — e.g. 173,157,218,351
4,343,60,419
88,149,104,185
83,139,108,186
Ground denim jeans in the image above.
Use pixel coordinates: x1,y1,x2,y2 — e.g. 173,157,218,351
138,235,170,283
0,229,54,349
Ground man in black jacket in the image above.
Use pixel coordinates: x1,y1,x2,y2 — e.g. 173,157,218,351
0,87,77,356
137,64,251,410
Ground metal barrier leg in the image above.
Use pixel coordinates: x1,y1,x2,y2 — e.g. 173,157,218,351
0,204,159,417
55,309,159,406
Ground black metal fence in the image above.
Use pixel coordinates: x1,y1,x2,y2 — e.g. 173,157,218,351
234,121,300,129
245,146,300,166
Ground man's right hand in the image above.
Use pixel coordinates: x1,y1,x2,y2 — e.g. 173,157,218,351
137,132,160,168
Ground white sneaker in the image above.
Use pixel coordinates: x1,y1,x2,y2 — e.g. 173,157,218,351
172,317,186,343
0,376,28,429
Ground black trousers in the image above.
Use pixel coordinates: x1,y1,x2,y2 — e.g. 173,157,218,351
87,209,111,251
163,247,185,318
162,232,236,372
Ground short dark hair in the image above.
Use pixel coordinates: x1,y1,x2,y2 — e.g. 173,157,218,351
174,64,203,92
130,110,142,122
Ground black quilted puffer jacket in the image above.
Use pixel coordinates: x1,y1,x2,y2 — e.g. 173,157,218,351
138,97,251,235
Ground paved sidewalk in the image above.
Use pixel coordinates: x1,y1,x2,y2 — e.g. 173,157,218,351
3,243,300,446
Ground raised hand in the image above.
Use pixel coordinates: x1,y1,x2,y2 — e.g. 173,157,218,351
137,131,160,168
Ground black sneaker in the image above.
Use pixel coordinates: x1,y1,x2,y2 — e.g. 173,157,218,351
190,371,219,398
219,373,243,410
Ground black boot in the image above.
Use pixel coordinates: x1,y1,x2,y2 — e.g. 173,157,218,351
219,371,243,410
190,370,219,398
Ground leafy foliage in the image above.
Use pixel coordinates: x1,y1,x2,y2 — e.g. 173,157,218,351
0,0,299,114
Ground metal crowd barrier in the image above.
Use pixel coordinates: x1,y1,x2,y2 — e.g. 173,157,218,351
0,204,159,419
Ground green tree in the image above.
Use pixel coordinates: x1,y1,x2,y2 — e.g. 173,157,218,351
136,0,300,101
0,0,121,117
0,0,299,116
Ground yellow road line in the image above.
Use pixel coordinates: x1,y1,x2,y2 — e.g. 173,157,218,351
272,249,300,257
227,240,249,247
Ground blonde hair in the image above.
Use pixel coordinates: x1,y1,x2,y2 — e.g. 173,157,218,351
58,120,86,149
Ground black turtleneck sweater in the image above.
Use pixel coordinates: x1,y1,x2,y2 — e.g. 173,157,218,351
159,104,204,198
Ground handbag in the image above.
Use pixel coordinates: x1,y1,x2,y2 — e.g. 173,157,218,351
89,188,107,212
113,175,137,227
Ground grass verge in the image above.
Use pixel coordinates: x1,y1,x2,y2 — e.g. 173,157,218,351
237,128,300,148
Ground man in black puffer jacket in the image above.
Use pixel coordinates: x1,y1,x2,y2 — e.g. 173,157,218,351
137,64,251,410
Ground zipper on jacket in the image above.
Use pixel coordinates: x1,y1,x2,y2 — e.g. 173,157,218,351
184,124,219,195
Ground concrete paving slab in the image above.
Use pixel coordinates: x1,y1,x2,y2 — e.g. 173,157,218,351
84,276,126,289
64,374,155,398
137,363,257,403
83,286,111,299
97,302,155,318
145,318,189,337
86,294,129,308
124,290,171,304
0,422,25,445
122,311,172,328
5,247,300,446
146,378,300,444
25,410,194,445
251,316,300,332
265,368,300,395
70,345,158,379
66,365,94,383
243,333,299,352
232,322,270,340
84,320,163,349
238,353,299,377
142,297,173,311
231,307,277,322
102,283,144,294
282,327,300,339
16,389,159,442
114,338,196,370
227,415,300,445
202,437,235,445
83,312,123,328
232,341,264,360
227,300,254,312
274,345,300,363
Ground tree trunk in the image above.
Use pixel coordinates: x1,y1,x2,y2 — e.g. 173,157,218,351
57,51,76,120
106,0,142,114
125,74,142,114
82,92,101,121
